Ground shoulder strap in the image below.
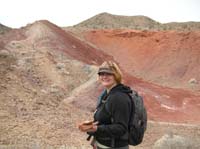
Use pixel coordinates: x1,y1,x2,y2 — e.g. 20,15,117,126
126,92,136,127
96,89,110,108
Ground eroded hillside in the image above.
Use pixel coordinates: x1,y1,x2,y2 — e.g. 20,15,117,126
0,20,111,148
0,16,200,148
81,29,200,91
73,12,200,31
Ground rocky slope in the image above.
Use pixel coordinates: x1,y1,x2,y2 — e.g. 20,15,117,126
0,23,11,34
0,20,111,148
73,12,161,30
73,12,200,31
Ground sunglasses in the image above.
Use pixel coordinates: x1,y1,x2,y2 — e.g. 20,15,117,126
98,72,113,76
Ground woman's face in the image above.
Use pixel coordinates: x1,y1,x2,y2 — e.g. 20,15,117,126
98,72,116,89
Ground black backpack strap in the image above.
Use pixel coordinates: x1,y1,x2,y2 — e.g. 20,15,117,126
127,92,136,126
87,90,109,141
111,117,115,148
96,89,107,108
97,92,115,148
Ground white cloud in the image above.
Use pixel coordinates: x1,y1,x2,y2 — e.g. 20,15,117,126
0,0,200,28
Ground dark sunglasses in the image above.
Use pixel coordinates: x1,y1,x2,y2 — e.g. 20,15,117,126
98,72,113,76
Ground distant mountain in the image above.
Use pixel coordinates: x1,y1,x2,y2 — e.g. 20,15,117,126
73,12,200,31
163,21,200,31
0,23,11,34
74,12,161,30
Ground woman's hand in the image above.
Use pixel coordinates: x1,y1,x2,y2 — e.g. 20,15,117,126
78,121,98,132
86,121,98,132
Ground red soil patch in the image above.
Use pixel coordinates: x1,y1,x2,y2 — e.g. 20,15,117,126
124,73,200,124
83,29,200,90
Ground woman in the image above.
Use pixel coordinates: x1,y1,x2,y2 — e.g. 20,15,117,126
79,61,132,149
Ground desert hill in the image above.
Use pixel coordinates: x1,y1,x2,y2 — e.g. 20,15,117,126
0,15,200,148
74,12,161,30
73,12,200,31
0,23,11,34
82,29,200,91
164,21,200,31
0,20,112,148
24,20,112,64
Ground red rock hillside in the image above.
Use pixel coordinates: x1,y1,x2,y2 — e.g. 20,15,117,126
83,29,200,91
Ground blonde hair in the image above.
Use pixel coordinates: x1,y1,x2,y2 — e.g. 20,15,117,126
98,61,122,84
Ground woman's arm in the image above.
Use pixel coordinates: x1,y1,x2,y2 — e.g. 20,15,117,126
95,92,131,138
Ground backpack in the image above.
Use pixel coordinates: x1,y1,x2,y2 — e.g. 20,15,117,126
98,89,147,146
127,90,147,146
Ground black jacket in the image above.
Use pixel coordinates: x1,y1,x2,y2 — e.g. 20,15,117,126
93,83,132,147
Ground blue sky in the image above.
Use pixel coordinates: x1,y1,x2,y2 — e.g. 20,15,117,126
1,0,200,28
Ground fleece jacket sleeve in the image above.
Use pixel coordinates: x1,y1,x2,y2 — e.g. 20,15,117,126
95,92,131,138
